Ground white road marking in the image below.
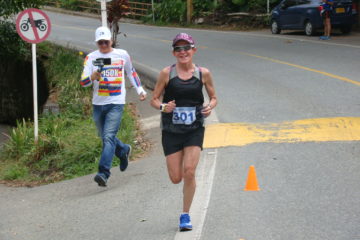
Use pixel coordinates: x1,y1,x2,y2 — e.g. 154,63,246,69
174,98,220,240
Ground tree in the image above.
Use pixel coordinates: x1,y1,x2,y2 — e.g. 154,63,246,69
0,0,45,18
107,0,130,47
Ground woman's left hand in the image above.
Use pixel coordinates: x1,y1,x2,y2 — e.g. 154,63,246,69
201,104,212,118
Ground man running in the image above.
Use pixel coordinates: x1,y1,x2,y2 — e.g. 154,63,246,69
80,26,146,187
151,33,217,231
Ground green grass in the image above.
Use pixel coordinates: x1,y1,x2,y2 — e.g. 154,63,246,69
0,42,141,185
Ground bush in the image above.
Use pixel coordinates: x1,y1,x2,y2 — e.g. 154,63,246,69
193,0,215,18
0,21,30,60
0,0,44,18
0,42,140,185
153,0,186,23
56,0,83,11
0,21,49,125
220,0,281,13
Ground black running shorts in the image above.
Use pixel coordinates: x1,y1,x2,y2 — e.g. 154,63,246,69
162,127,205,156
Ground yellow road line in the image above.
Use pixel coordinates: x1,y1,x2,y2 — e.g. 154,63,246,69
204,117,360,148
241,52,360,87
53,23,93,32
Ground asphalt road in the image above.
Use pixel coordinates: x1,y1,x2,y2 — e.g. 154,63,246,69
1,11,359,240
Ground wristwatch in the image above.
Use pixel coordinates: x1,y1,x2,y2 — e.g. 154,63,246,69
160,104,167,112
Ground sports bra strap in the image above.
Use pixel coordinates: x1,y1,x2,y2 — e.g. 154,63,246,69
193,65,202,81
169,64,202,81
169,64,177,80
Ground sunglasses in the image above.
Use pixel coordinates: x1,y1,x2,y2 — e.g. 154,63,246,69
173,45,193,52
98,40,110,46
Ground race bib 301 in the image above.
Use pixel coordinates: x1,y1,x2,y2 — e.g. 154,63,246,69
172,107,196,125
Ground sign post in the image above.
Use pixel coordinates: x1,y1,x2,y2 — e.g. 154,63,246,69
32,43,38,142
16,8,51,143
96,0,112,27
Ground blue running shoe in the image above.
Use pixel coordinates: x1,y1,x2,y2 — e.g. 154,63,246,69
120,144,131,172
320,36,331,40
179,213,192,231
94,174,107,187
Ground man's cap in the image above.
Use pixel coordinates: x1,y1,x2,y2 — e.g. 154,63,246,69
95,26,111,42
172,33,195,47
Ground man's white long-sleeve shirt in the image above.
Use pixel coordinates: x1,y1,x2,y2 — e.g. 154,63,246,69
80,49,146,105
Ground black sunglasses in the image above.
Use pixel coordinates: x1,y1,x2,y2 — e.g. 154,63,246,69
173,45,193,52
98,40,110,46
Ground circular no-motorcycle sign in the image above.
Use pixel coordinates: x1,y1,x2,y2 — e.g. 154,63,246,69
16,8,51,44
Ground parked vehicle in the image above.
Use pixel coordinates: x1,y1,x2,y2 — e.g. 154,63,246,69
271,0,358,36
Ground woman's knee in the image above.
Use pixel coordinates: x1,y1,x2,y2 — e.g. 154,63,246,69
169,173,182,184
183,166,195,181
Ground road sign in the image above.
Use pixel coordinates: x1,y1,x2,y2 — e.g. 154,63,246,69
16,8,51,44
15,8,52,143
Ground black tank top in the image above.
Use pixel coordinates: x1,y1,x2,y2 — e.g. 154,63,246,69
161,64,204,133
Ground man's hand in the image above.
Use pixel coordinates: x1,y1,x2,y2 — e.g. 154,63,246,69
91,71,101,81
139,92,147,101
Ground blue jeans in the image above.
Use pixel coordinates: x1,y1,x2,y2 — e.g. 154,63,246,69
93,104,128,179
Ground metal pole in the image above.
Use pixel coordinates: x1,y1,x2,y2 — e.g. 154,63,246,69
32,43,39,143
152,0,155,22
187,0,193,24
267,0,270,14
101,0,107,27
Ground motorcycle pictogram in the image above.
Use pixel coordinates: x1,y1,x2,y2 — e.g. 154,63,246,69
20,18,47,32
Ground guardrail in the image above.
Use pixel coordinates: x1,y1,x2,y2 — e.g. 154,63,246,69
128,1,152,17
44,0,153,18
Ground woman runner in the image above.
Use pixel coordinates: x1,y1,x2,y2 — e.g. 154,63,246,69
150,33,217,231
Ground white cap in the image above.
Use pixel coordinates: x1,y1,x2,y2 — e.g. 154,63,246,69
95,26,111,42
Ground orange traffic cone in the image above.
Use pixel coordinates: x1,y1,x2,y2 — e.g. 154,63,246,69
244,165,260,191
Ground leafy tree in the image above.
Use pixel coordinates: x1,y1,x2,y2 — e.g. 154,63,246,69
107,0,130,47
232,0,246,7
193,0,216,18
0,0,45,18
153,0,186,23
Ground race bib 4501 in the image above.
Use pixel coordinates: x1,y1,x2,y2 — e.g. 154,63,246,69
172,107,196,125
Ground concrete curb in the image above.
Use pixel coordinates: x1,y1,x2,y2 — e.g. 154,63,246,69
132,61,159,90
